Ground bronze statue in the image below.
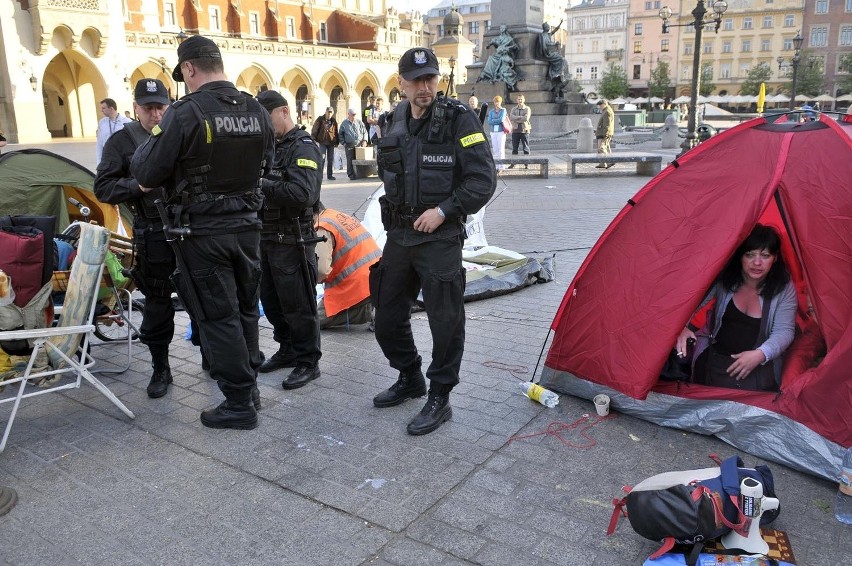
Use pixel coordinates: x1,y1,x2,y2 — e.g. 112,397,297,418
534,20,571,103
477,25,521,91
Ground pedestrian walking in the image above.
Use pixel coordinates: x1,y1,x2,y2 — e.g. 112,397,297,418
311,107,339,180
487,95,507,169
130,35,275,430
596,99,614,168
95,98,132,165
255,90,323,389
94,79,180,399
371,48,496,435
337,109,368,180
509,94,532,168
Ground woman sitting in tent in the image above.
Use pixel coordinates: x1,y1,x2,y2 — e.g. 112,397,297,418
675,224,797,391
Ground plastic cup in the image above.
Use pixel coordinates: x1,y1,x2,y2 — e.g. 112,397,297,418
594,394,610,416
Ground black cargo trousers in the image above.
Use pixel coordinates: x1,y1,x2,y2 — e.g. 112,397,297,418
172,230,262,403
369,234,466,387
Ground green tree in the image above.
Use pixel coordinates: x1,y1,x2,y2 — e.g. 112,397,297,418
648,62,673,99
699,63,715,96
598,63,629,99
740,62,772,96
834,53,852,95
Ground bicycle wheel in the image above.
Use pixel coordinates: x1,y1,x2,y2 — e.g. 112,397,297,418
93,299,144,342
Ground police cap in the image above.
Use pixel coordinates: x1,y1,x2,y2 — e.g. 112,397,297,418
256,90,288,113
173,35,222,82
134,78,170,106
398,48,440,81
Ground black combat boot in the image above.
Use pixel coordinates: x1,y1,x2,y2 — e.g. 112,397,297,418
373,362,427,408
281,364,321,390
259,348,298,373
146,345,173,399
200,398,258,430
406,387,452,436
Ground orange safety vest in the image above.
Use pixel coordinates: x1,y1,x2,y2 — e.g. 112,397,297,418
318,209,382,317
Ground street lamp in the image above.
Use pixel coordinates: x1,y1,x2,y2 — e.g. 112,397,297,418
776,30,804,110
659,1,728,153
447,56,456,98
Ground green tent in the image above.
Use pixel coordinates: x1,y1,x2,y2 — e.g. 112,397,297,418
0,149,132,234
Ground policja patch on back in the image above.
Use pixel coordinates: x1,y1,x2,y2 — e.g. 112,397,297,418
209,112,263,136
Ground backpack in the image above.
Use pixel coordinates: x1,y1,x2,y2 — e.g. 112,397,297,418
608,454,779,565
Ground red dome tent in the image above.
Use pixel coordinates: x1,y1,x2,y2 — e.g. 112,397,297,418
540,114,852,480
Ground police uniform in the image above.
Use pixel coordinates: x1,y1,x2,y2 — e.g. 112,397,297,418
130,36,275,429
371,48,496,435
94,78,178,399
255,90,323,387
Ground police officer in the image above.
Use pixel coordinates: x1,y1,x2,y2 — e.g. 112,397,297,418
371,48,496,435
254,90,323,388
94,78,177,399
131,36,275,430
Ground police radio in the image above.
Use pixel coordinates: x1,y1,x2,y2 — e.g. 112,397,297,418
428,93,448,144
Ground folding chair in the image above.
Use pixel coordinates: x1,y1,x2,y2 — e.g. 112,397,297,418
0,223,135,452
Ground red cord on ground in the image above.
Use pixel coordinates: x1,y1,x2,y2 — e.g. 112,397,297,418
508,413,616,449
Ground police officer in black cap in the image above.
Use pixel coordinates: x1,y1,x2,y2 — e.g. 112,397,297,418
95,78,178,399
131,35,275,430
371,48,496,435
255,90,323,388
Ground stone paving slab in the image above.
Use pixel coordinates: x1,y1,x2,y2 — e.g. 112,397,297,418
1,141,849,565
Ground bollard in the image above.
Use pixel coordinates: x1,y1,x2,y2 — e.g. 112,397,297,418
661,114,678,149
578,117,595,153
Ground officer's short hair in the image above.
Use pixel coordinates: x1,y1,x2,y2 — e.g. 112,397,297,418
190,56,224,75
100,98,118,110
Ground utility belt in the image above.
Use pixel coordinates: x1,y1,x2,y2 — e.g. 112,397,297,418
379,197,431,229
261,208,314,239
129,200,161,221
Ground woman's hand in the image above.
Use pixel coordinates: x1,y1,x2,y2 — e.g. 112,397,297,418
675,328,695,358
728,350,767,380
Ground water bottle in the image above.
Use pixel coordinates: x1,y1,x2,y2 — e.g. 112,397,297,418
836,446,852,525
519,381,559,408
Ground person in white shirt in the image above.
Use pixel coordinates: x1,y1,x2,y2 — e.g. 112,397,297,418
96,98,132,165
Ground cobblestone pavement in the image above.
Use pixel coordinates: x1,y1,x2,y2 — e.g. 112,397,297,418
0,141,847,565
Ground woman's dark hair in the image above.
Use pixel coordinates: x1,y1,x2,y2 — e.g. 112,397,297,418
718,224,790,297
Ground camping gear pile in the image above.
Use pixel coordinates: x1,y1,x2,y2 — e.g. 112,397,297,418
541,113,852,480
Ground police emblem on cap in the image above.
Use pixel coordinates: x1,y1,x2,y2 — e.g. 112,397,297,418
146,80,158,93
413,51,427,66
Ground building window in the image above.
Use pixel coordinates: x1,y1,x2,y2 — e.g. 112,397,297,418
438,9,446,16
634,40,642,53
740,64,750,76
783,38,793,50
592,40,599,52
577,41,584,53
470,5,478,13
635,23,643,35
815,0,828,14
762,16,773,28
841,25,852,46
249,12,260,35
655,0,661,7
847,0,852,11
742,40,751,52
682,66,691,79
286,16,296,39
437,24,444,37
743,17,753,30
723,18,733,31
164,2,176,27
784,15,795,27
684,43,693,55
320,22,328,42
633,64,641,79
723,41,732,53
645,0,652,8
661,39,669,51
485,20,491,31
591,66,599,80
469,21,479,34
761,39,771,51
389,26,397,43
810,26,828,47
209,6,221,32
721,63,731,78
575,67,584,79
704,42,713,54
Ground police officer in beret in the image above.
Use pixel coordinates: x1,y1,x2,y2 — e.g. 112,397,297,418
371,48,496,435
131,35,275,430
255,90,323,388
95,78,179,399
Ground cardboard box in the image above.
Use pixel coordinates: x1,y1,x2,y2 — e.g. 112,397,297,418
355,146,374,161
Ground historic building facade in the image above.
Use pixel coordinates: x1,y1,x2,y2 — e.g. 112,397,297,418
565,0,630,97
1,0,429,144
627,0,681,98
802,0,852,96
